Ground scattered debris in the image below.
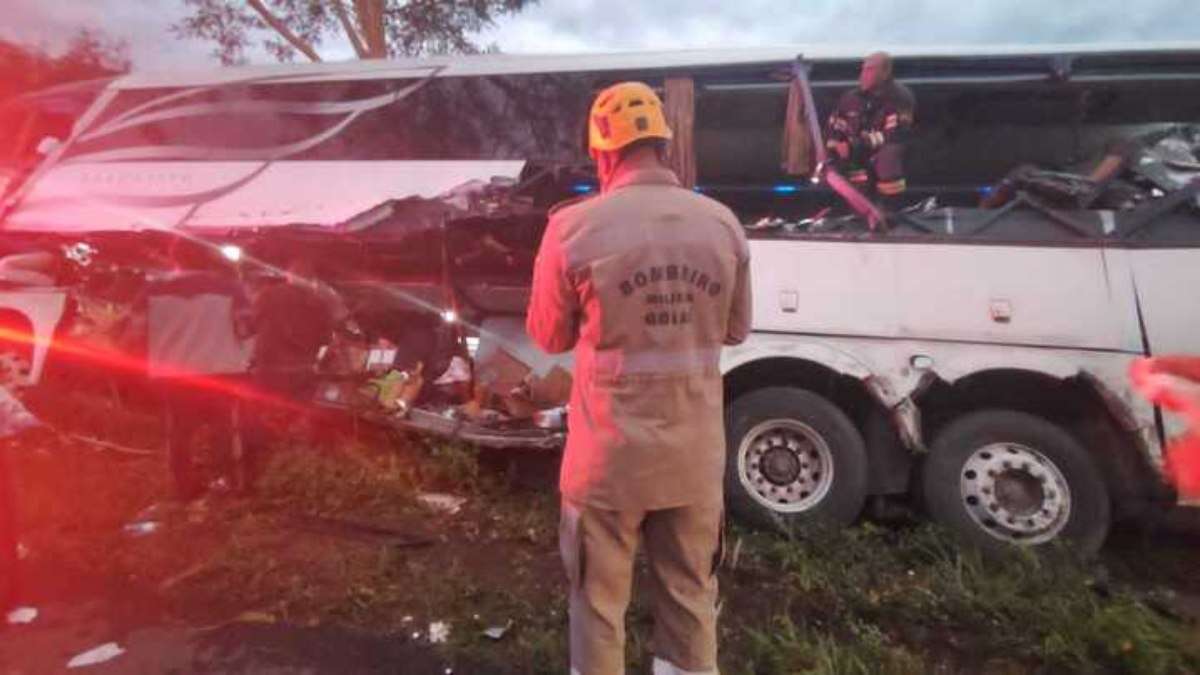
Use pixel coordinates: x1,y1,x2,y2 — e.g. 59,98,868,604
235,611,277,624
482,620,513,641
292,515,436,547
122,520,160,537
729,537,744,571
428,621,451,644
66,642,125,669
418,493,467,516
159,556,221,593
133,503,166,521
5,607,37,625
67,433,157,457
433,356,472,386
186,499,210,524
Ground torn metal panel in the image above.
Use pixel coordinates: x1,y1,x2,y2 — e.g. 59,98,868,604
379,407,563,450
0,290,66,386
475,316,573,381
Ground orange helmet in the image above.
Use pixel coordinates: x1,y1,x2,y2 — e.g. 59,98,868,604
587,81,673,157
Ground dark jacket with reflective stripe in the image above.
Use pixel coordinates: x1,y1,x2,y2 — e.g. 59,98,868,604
527,166,751,510
825,79,916,157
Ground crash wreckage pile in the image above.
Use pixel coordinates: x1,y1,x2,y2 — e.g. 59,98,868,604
2,126,1200,451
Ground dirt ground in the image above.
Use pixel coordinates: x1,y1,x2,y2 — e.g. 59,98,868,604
3,388,1200,674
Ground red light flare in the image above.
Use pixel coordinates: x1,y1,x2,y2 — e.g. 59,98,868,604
1130,357,1200,498
0,325,310,414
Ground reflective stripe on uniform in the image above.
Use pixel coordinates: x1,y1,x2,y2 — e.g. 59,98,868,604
877,178,907,195
592,347,722,378
848,170,870,184
652,657,719,675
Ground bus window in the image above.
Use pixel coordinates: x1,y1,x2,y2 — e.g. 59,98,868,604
65,73,595,164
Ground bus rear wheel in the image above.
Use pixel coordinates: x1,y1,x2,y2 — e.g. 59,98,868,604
725,387,868,532
922,409,1110,556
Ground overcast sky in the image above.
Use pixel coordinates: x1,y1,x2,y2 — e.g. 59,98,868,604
4,0,1197,71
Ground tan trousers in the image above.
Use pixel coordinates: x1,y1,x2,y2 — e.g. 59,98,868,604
560,499,723,675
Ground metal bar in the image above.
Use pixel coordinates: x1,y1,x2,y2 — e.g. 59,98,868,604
1115,178,1200,239
1016,191,1099,238
791,57,828,170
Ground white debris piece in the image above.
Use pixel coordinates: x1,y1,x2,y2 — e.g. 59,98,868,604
67,642,125,668
433,356,472,385
123,521,160,537
418,493,466,516
482,620,513,640
428,621,451,644
6,607,37,625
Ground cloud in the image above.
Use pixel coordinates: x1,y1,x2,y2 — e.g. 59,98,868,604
1,0,213,68
482,0,1196,53
1,0,1194,72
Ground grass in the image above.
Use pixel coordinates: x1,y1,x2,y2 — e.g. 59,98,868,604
721,524,1200,674
9,387,1200,674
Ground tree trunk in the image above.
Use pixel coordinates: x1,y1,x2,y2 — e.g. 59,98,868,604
353,0,388,58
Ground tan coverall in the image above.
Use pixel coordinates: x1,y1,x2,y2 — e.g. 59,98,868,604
527,166,752,675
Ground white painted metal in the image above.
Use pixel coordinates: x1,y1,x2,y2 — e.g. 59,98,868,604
1124,247,1200,440
0,291,67,386
721,332,1163,466
5,160,525,232
745,239,1145,353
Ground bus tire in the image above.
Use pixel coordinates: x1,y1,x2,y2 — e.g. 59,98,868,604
725,387,868,532
922,409,1110,556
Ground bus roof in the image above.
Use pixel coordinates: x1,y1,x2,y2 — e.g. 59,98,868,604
112,42,1200,90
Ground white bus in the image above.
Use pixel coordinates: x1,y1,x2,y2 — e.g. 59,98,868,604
2,44,1199,554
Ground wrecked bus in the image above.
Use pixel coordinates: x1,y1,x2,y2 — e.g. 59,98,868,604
1,44,1199,554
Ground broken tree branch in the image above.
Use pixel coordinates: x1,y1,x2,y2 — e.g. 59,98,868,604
246,0,323,62
333,0,369,59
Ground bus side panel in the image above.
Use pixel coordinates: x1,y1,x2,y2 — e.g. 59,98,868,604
746,239,899,338
749,239,1142,354
1127,248,1200,355
889,243,1142,352
4,160,525,232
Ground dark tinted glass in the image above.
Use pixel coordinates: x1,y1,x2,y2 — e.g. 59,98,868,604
67,74,594,163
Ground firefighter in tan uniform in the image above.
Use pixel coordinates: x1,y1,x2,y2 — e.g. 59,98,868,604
527,82,752,675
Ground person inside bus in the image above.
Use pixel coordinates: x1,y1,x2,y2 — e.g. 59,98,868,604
824,51,916,210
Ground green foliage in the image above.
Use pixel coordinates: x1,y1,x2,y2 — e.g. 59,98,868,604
11,389,1199,674
743,615,925,675
0,29,129,101
728,524,1200,675
173,0,539,65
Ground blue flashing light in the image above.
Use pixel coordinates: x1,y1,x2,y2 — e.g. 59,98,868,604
773,184,800,194
978,185,995,196
571,183,595,194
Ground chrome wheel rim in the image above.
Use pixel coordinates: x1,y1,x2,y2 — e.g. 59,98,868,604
737,419,835,513
959,442,1072,545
